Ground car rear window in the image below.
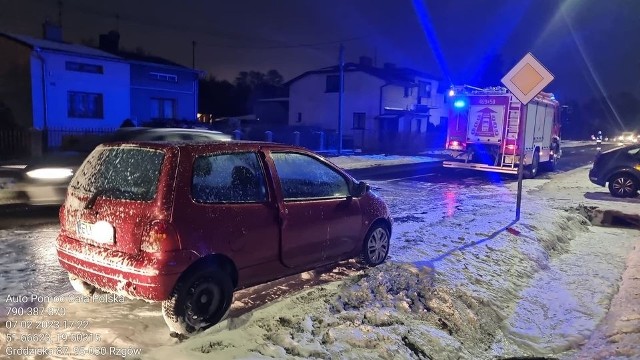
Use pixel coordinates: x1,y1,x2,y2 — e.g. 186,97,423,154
69,147,164,201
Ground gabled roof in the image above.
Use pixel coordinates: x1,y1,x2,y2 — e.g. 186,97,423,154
1,32,197,72
286,63,443,87
106,50,194,71
0,32,120,60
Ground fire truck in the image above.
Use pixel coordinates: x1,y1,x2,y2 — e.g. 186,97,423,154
443,85,561,178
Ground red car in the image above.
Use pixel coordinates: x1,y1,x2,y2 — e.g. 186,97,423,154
56,141,392,335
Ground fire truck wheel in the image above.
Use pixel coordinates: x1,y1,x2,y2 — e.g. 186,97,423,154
524,151,540,179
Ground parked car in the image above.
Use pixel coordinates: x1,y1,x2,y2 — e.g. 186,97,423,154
589,144,640,197
56,141,392,335
10,128,232,205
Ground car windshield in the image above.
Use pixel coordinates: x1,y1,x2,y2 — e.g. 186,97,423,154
69,147,165,201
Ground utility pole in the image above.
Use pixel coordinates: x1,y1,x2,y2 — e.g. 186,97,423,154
57,1,63,27
192,41,196,69
338,43,344,154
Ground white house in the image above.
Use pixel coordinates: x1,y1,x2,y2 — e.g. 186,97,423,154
0,31,130,133
287,57,448,152
0,25,200,154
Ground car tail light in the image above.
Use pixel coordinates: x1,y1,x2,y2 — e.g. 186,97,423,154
141,220,179,252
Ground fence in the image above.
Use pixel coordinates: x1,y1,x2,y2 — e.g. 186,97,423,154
0,127,116,160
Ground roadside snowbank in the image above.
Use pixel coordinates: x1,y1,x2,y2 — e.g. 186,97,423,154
328,155,441,170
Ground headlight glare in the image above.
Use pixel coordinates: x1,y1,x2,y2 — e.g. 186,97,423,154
26,168,74,180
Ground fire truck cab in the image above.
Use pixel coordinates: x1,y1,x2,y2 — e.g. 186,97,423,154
443,85,561,178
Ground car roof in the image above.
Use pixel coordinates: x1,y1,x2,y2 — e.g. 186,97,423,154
100,140,311,153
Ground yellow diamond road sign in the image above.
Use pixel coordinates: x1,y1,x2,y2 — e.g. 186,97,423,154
501,53,554,105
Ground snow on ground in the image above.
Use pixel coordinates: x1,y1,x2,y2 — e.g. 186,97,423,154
327,155,442,169
0,163,638,359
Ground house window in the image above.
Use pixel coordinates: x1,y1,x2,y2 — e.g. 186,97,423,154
404,87,411,98
325,75,339,93
150,72,178,82
353,112,366,129
65,61,103,74
151,98,176,119
418,81,432,98
67,91,103,118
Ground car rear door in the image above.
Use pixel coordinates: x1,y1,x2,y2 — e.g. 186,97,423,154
266,150,362,268
171,149,281,270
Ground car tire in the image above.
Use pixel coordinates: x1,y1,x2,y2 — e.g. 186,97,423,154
360,223,390,266
162,266,233,335
608,173,639,198
68,274,96,297
524,151,540,179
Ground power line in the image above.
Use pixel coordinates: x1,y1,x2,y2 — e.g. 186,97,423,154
196,35,369,50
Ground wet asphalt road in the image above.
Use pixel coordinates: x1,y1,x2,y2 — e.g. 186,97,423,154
0,143,616,230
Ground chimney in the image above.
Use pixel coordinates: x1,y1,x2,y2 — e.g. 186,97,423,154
359,56,373,67
42,20,63,42
98,30,120,53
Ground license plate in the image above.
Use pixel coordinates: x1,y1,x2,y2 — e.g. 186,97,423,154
77,220,114,244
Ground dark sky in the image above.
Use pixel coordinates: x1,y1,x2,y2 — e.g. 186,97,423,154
2,0,639,103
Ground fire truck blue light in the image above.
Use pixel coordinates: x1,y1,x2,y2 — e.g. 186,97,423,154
453,100,466,108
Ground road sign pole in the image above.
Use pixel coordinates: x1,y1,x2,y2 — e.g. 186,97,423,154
501,52,554,223
515,114,526,221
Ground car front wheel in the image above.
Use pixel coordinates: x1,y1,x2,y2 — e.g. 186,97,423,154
361,224,390,266
162,266,233,335
608,173,639,198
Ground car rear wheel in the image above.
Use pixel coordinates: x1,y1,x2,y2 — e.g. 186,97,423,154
162,266,233,335
360,224,390,266
608,174,639,198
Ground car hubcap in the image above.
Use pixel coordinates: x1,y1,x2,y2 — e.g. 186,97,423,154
367,228,389,263
613,177,634,195
186,282,221,327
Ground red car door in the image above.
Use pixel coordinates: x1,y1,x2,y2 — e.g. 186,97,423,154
267,151,362,268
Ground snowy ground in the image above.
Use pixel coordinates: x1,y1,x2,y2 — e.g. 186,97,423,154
0,164,638,359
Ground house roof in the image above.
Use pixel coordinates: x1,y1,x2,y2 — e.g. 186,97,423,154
285,63,443,88
1,32,197,72
0,32,121,60
106,50,195,71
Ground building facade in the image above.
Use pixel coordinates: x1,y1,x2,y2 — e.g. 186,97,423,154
0,32,129,132
287,57,448,153
0,28,199,154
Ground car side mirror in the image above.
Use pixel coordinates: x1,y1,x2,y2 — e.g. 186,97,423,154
352,180,370,197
